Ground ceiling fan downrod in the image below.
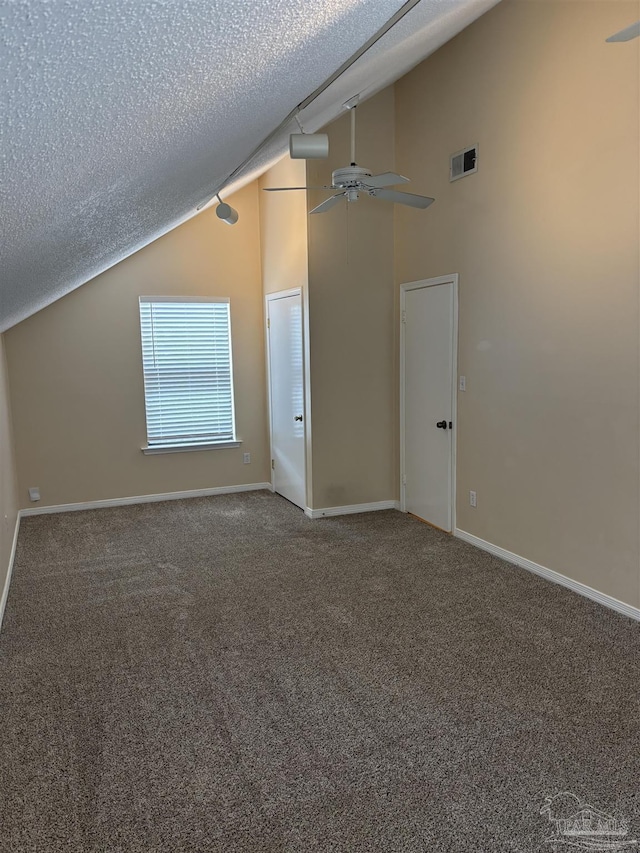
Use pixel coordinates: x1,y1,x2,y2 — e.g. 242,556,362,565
350,104,357,165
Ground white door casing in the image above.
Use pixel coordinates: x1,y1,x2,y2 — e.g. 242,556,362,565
266,290,306,510
400,275,458,532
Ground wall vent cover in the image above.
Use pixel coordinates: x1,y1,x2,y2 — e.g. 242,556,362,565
450,145,478,181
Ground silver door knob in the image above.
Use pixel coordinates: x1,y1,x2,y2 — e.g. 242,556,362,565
294,415,303,422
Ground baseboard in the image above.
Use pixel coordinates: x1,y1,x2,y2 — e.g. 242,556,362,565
455,528,640,623
20,482,274,517
0,514,21,632
305,500,400,519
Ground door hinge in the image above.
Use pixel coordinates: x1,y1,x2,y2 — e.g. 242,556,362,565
401,310,407,324
267,318,270,329
402,473,407,485
271,459,275,469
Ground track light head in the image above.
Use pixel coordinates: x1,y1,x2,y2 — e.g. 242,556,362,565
215,201,239,225
289,133,329,159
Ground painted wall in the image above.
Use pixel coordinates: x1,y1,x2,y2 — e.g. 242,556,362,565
307,88,397,509
259,158,309,296
259,157,314,507
0,335,19,604
395,0,640,606
4,184,270,508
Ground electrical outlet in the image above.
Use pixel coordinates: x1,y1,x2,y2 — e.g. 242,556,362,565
469,490,477,508
243,452,251,464
459,375,466,391
28,487,41,502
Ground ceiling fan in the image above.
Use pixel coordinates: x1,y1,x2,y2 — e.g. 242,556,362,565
606,20,640,42
264,99,435,215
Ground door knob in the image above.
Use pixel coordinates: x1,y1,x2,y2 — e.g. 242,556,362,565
436,420,448,429
294,415,303,422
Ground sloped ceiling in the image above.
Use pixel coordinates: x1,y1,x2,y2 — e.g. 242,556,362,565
0,0,499,331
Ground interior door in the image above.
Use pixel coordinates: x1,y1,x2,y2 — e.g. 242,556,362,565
267,291,306,510
402,280,456,531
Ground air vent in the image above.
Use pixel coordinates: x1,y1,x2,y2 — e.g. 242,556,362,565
450,145,478,181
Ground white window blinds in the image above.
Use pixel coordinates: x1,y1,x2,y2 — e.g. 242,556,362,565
139,297,236,448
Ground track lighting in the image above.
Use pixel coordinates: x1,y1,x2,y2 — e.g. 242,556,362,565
289,133,329,159
289,114,329,159
215,196,238,225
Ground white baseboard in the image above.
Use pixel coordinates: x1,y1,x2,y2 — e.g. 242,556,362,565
305,500,400,519
455,528,640,623
20,482,274,517
0,514,21,632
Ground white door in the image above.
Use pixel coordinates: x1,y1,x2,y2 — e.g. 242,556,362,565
401,277,457,531
267,291,306,510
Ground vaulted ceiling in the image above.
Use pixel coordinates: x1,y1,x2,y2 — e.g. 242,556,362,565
0,0,499,331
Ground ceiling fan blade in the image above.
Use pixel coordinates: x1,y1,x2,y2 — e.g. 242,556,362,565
366,172,410,188
373,188,435,209
606,20,640,42
309,193,345,214
263,186,332,192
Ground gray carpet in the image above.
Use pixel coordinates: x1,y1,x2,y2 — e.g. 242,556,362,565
1,491,638,852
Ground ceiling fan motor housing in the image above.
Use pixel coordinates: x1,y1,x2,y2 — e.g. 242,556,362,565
331,165,372,188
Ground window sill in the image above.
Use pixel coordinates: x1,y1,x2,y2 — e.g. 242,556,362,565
142,440,242,455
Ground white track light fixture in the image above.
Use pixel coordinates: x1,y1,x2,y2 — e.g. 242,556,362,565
215,195,239,225
289,133,329,159
289,114,329,159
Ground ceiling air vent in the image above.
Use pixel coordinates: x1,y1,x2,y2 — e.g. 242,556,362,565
450,144,478,182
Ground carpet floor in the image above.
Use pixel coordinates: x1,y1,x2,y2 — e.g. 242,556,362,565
0,491,638,852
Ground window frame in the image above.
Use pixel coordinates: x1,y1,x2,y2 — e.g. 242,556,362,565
138,295,241,455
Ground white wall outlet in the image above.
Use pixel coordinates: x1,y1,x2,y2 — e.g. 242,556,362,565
459,375,466,391
28,487,41,502
243,452,251,464
469,490,477,508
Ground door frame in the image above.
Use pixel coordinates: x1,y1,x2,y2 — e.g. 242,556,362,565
265,287,311,508
399,274,459,532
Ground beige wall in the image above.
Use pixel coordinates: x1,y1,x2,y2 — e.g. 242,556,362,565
259,157,314,505
5,183,270,508
395,0,640,605
259,96,398,512
307,88,397,508
259,158,309,296
0,334,19,601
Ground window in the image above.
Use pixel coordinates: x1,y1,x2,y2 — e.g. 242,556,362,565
139,297,238,453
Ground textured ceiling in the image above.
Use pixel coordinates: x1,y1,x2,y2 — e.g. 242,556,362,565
0,0,498,331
